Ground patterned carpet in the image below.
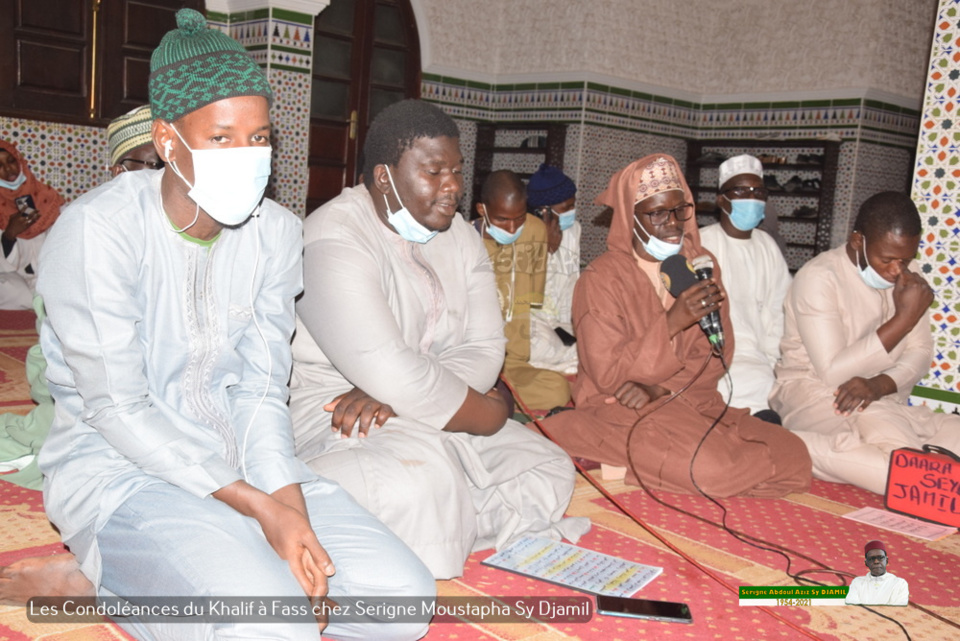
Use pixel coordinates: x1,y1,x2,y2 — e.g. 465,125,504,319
1,309,957,640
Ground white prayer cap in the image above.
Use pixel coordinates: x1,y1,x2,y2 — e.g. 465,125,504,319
718,154,762,188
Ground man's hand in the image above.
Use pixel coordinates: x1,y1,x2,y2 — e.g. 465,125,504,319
666,278,723,338
878,268,935,353
258,499,333,602
324,387,394,438
3,210,37,242
605,381,670,410
213,482,336,612
542,210,562,255
833,375,896,415
891,268,934,328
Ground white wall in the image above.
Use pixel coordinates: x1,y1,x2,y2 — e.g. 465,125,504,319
414,0,937,104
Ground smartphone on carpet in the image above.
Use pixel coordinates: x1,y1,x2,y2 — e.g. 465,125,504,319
595,595,693,623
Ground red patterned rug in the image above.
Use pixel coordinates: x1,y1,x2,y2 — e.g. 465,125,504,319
1,310,957,640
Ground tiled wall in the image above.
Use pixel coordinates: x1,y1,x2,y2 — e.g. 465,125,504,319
208,7,315,215
425,74,920,266
0,118,110,204
910,0,960,412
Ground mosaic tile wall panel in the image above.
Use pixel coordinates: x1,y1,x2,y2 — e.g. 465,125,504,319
574,124,686,266
453,118,477,216
0,117,110,203
830,142,858,249
848,142,915,241
268,68,311,214
214,8,314,215
910,0,960,412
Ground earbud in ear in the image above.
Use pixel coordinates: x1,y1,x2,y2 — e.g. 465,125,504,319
164,141,172,156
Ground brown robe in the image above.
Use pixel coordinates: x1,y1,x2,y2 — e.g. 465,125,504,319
542,155,811,497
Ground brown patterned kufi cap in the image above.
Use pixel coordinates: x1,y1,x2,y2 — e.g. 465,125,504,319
635,156,684,204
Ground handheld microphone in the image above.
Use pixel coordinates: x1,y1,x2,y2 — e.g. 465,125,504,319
691,255,724,348
659,254,725,348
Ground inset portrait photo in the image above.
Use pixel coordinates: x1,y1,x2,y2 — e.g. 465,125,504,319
844,540,909,606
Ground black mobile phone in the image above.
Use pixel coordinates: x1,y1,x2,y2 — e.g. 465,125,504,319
595,595,693,623
554,326,576,346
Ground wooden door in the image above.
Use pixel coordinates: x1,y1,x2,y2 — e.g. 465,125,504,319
99,0,205,119
306,0,420,214
0,0,202,123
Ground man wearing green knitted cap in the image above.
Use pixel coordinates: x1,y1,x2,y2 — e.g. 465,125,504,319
35,9,433,641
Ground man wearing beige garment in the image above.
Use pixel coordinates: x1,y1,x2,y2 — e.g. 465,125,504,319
771,191,960,494
290,100,587,581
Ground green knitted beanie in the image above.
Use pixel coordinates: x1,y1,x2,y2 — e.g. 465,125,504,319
149,8,273,122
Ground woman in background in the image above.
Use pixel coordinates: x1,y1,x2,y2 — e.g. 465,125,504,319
0,140,62,309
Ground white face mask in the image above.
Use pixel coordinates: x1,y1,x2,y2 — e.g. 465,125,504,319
0,171,26,191
383,166,438,244
633,218,682,261
858,237,895,290
168,125,272,226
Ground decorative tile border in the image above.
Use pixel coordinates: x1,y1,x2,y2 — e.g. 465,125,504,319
423,73,919,148
910,0,960,412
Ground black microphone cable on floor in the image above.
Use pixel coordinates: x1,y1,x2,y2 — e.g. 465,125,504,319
503,357,824,641
506,339,940,641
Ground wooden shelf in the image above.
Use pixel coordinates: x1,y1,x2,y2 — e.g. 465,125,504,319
476,147,549,155
693,162,825,171
472,122,568,215
685,138,840,271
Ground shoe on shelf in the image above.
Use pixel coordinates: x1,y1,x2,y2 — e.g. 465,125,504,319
791,205,818,217
763,174,782,190
783,175,804,192
801,178,820,192
696,151,727,163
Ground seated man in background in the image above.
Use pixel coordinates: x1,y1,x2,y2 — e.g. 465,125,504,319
33,12,433,640
527,163,580,376
0,140,63,310
541,154,811,497
771,191,960,494
475,169,571,410
291,100,587,581
700,154,791,424
106,105,163,176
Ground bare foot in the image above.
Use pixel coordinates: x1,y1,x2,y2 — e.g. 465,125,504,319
0,554,94,605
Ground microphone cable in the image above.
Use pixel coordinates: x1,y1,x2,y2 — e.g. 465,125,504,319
503,363,824,641
506,334,933,640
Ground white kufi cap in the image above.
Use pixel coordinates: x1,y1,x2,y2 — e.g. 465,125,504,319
718,154,762,188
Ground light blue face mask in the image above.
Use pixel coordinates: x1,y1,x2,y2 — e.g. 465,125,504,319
858,238,894,290
726,198,765,232
633,218,682,261
383,166,438,244
0,171,26,191
483,205,524,245
556,208,577,231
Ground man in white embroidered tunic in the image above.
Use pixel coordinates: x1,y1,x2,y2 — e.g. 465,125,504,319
291,100,588,580
845,540,909,606
36,11,432,641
